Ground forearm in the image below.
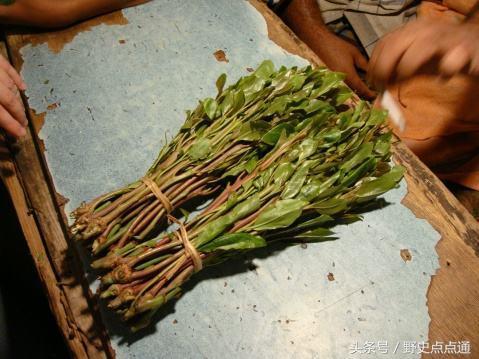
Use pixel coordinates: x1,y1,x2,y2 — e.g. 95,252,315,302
0,0,151,28
280,0,374,97
56,0,151,26
281,0,332,45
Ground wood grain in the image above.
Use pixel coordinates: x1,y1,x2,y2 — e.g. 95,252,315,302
0,40,113,358
2,1,478,358
394,143,479,358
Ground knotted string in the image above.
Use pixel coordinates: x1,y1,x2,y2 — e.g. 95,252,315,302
167,215,203,272
142,177,173,213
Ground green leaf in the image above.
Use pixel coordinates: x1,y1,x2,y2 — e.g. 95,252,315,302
355,166,405,201
202,98,218,120
295,227,334,238
374,132,392,156
187,138,211,160
195,194,262,247
272,162,295,186
244,156,258,173
230,90,246,115
297,138,318,163
238,120,271,142
225,192,239,209
250,199,307,231
289,97,309,111
311,171,341,200
333,85,353,105
254,60,275,80
311,197,348,215
338,109,354,129
200,233,266,252
312,72,346,97
222,162,246,178
340,143,374,172
341,157,376,188
281,163,310,199
220,91,234,115
337,214,363,224
290,74,307,91
367,108,388,126
263,96,290,117
296,214,334,230
216,73,227,95
261,123,295,146
243,76,267,100
322,129,341,144
305,99,331,114
260,167,275,187
298,179,322,201
270,72,291,92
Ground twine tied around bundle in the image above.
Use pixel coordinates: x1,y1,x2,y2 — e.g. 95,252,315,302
142,177,173,213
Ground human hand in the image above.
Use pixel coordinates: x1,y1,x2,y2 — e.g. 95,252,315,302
310,33,375,99
368,19,479,90
0,55,27,138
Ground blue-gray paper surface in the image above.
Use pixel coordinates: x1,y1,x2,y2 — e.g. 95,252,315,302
19,1,440,358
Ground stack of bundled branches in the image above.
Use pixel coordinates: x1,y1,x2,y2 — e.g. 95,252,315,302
71,61,403,330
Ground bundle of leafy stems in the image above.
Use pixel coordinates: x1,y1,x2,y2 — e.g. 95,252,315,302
72,61,404,330
72,61,347,253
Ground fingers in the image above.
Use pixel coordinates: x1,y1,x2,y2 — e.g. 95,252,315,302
368,20,479,87
0,69,19,95
0,105,26,138
439,43,472,77
368,36,387,90
394,31,442,82
347,75,375,99
0,82,28,128
368,22,425,89
353,49,369,72
345,65,376,99
0,55,26,91
350,51,376,98
0,57,29,138
369,37,410,88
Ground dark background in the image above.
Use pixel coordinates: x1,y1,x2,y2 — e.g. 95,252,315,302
0,182,69,359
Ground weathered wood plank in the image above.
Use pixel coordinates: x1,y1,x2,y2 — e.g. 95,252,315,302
393,143,479,359
2,2,478,357
0,39,113,358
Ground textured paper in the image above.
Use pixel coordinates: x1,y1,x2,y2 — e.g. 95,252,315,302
20,1,440,357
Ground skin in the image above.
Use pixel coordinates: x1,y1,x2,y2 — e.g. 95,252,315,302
0,0,151,28
368,18,479,90
0,0,152,137
0,55,27,138
281,0,375,99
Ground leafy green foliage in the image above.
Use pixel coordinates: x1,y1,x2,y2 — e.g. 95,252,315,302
250,199,308,231
75,60,405,328
201,233,266,252
187,138,211,160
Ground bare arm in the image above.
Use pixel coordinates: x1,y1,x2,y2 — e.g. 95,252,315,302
0,0,151,28
281,0,375,98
